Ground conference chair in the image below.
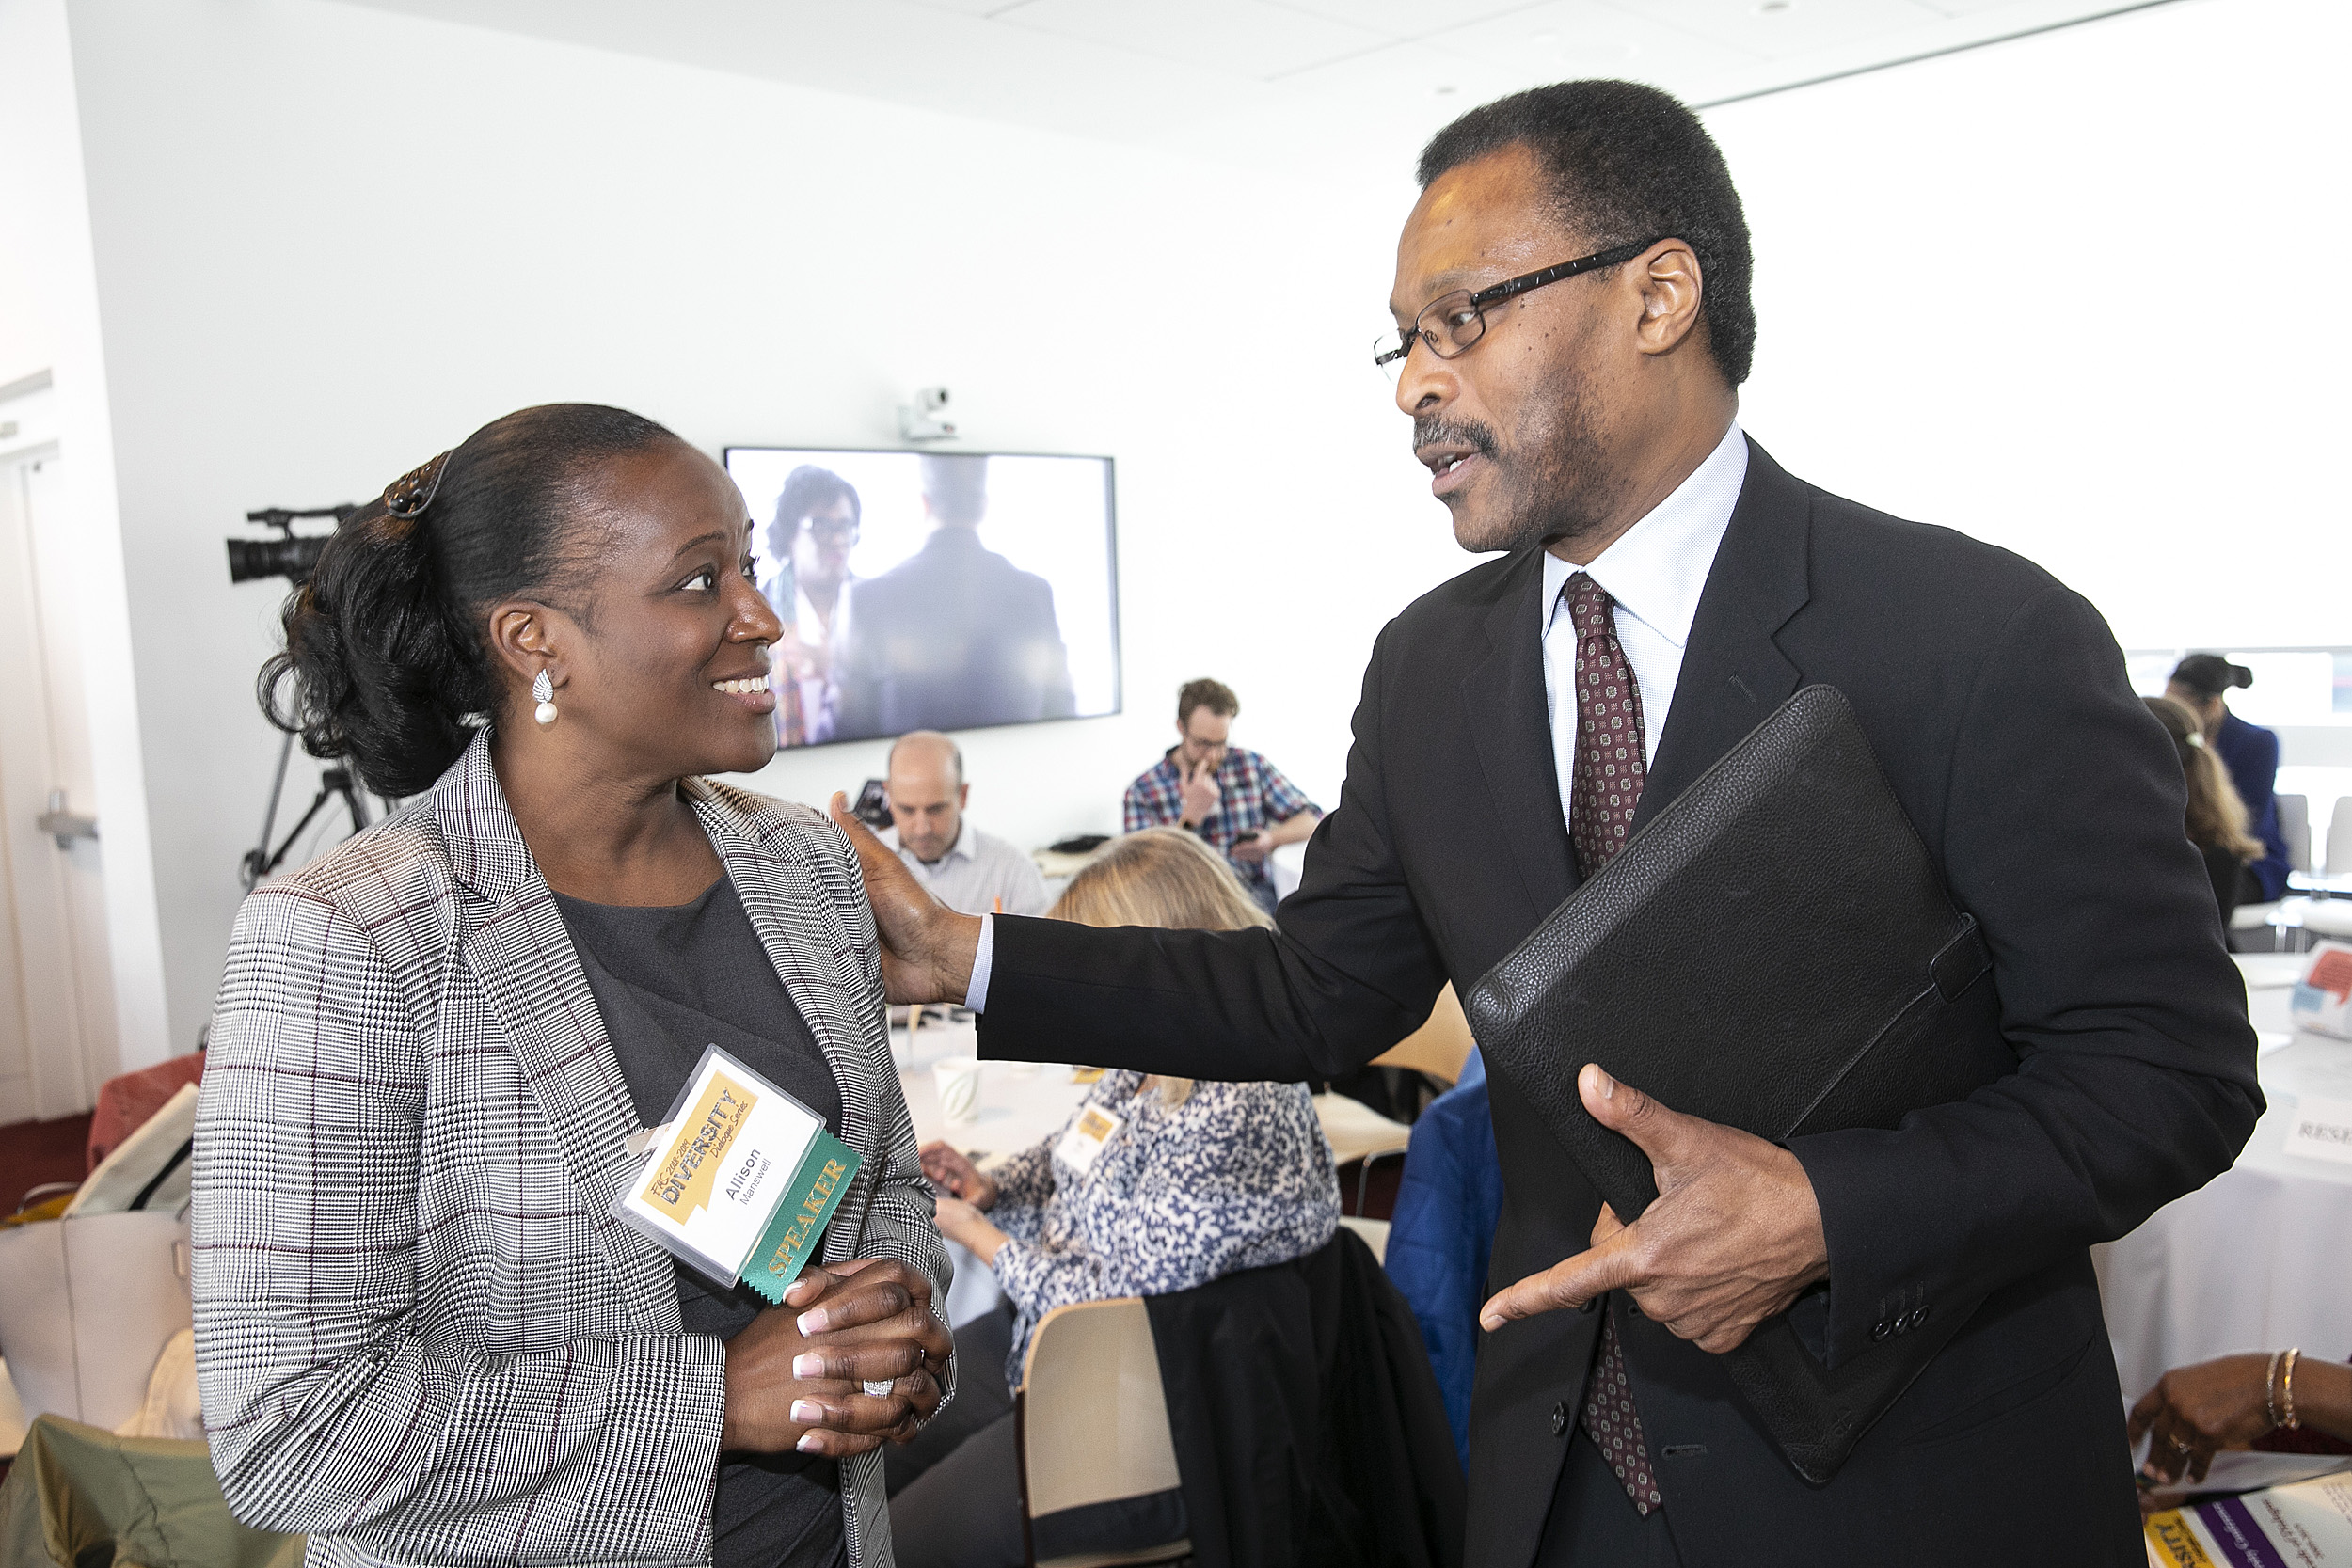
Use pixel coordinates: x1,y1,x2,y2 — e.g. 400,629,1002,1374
1312,1091,1413,1218
1338,1214,1392,1264
0,1416,302,1567
1015,1298,1191,1568
2329,797,2352,879
2236,793,2311,951
2281,793,2313,877
1372,984,1476,1086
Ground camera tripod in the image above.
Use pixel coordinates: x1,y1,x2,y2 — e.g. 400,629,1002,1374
241,730,374,890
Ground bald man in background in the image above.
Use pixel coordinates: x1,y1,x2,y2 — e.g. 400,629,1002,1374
882,731,1052,918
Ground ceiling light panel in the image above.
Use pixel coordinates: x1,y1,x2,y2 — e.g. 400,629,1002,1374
1263,0,1554,42
1905,0,2096,13
1596,0,1950,59
1435,0,1765,86
993,0,1394,80
898,0,1032,14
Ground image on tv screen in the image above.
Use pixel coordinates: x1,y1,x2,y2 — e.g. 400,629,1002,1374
724,447,1119,749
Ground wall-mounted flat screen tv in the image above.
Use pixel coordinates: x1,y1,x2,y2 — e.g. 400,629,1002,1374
724,448,1119,749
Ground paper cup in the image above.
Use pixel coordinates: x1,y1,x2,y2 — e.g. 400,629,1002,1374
933,1056,982,1124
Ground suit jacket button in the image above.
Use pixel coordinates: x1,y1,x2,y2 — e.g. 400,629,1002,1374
1871,1320,1892,1341
1910,1306,1930,1329
1551,1402,1569,1436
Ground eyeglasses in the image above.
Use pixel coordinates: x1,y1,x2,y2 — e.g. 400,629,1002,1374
1373,238,1661,380
805,517,860,545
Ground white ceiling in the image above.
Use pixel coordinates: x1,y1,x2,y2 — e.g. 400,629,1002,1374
337,0,2174,175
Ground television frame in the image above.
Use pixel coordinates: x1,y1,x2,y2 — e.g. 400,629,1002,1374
722,443,1122,747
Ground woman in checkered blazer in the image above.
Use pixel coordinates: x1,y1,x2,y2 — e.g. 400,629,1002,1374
193,405,953,1568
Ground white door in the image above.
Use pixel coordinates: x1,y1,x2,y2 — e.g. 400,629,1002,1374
0,389,119,1123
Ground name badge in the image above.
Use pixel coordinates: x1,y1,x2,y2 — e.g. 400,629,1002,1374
2285,1094,2352,1166
1054,1105,1124,1177
610,1044,862,1303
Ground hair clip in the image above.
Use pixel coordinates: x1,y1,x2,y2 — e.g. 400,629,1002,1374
385,450,454,519
2186,732,2205,749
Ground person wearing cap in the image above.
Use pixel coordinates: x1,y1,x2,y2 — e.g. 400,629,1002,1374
2168,653,2292,903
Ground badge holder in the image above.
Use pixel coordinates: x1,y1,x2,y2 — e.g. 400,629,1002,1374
612,1043,863,1305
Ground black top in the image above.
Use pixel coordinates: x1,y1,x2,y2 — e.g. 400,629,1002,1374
555,877,848,1568
1142,1228,1464,1568
977,437,2262,1565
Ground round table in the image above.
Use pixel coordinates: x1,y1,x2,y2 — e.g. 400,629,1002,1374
2095,953,2352,1400
888,1013,1093,1324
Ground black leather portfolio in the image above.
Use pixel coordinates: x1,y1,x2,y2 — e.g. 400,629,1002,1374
1462,684,2014,1484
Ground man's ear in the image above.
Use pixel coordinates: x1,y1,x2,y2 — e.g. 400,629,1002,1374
957,784,971,809
1630,240,1706,359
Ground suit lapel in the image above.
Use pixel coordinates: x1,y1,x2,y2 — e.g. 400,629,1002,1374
1465,548,1581,923
433,736,678,1331
1635,437,1813,828
690,783,887,1257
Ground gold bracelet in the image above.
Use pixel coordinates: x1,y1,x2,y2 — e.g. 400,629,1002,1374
2267,1349,2286,1429
2282,1347,2303,1431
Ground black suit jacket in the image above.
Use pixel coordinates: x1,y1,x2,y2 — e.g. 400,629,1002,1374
834,528,1076,740
978,440,2262,1567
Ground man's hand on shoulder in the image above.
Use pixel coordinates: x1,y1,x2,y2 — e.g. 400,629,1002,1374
1480,1064,1829,1354
829,794,982,1005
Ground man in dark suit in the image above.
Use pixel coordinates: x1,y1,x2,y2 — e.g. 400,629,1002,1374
834,82,2260,1565
833,453,1077,740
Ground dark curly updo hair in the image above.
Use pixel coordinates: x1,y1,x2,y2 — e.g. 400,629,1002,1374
260,403,678,797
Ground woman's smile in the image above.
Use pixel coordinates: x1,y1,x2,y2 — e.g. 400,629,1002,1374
710,669,777,713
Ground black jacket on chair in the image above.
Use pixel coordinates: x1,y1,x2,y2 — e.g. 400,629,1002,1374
977,438,2262,1567
1145,1227,1467,1568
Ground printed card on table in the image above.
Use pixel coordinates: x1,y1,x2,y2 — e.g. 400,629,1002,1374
2144,1473,2352,1566
612,1045,861,1304
2289,942,2352,1042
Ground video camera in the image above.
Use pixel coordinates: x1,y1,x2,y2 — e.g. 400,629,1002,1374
225,504,358,586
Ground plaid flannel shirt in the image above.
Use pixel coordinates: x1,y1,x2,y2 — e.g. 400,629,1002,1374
1121,746,1319,901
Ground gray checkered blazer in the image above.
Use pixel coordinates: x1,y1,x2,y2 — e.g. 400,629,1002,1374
193,732,951,1568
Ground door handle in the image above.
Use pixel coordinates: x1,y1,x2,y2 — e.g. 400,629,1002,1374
36,788,98,850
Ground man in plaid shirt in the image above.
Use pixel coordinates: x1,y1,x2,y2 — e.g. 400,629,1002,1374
1123,677,1322,911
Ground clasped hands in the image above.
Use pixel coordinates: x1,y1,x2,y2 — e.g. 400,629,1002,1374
1481,1063,1830,1354
720,1258,952,1459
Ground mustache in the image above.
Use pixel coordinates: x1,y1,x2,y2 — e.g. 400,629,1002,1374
1413,416,1497,460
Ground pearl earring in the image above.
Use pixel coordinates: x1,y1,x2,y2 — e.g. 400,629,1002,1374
532,670,558,727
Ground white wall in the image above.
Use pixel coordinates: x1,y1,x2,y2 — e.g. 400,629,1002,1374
42,0,2352,1053
58,0,1457,1053
0,0,172,1077
1707,0,2352,838
1710,0,2352,656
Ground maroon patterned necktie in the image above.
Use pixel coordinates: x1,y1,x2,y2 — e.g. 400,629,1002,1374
1562,572,1664,1516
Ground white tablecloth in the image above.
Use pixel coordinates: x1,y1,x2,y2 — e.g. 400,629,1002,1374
2095,955,2352,1400
888,1015,1093,1325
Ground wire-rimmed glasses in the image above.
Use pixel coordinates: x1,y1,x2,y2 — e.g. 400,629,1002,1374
1374,237,1662,381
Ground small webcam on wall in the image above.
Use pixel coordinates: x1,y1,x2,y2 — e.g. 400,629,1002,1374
898,386,957,443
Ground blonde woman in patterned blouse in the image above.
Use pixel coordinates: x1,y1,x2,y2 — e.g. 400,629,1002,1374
884,828,1341,1568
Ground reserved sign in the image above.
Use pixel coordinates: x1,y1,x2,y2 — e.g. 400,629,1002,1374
2285,1094,2352,1167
